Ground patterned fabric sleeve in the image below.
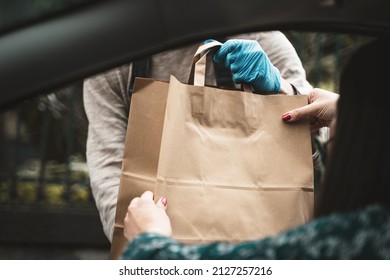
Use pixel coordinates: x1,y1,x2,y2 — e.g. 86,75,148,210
121,205,390,260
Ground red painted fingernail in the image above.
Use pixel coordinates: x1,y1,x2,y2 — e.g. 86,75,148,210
282,113,292,121
161,197,167,207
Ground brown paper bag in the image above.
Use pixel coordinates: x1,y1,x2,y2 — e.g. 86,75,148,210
110,42,314,259
110,78,169,259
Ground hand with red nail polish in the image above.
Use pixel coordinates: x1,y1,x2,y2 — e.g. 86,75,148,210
124,191,172,242
282,88,339,133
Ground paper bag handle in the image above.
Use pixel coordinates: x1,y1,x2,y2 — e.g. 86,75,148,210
188,41,221,86
188,41,252,93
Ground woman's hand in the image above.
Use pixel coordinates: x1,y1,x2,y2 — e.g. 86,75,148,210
282,88,339,132
123,191,172,242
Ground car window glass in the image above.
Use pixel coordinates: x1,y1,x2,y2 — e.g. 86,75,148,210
0,31,373,206
0,31,376,260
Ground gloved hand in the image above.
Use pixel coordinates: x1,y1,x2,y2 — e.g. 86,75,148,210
212,39,281,93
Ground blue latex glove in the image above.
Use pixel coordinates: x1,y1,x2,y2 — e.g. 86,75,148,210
213,39,281,93
204,39,218,44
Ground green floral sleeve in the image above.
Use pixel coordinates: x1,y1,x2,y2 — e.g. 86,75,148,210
121,205,390,260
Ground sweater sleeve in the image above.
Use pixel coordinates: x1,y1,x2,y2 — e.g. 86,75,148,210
83,64,132,241
121,228,312,260
121,205,390,260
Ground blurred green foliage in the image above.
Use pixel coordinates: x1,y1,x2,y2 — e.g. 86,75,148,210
285,31,373,91
0,180,10,203
0,152,90,205
17,182,38,204
69,183,90,203
44,183,65,205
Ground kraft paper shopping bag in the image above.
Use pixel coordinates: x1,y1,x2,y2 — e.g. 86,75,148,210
110,41,313,259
